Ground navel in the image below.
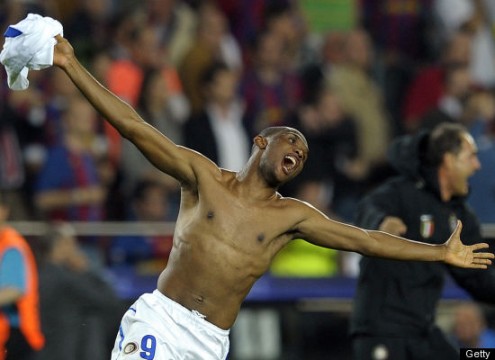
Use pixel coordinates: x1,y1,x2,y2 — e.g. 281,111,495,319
206,211,214,220
257,233,265,242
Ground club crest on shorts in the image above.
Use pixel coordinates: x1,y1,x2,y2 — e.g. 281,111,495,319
123,342,139,355
420,214,434,238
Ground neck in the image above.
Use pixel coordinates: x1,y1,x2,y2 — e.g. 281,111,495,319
236,160,279,200
438,168,452,202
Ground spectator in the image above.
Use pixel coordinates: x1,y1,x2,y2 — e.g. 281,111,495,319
450,302,495,349
240,29,303,137
143,0,197,67
106,21,188,165
184,61,251,171
299,30,347,106
63,0,113,67
285,88,363,222
0,190,44,360
35,222,123,360
108,180,173,272
350,123,495,360
434,0,495,89
401,30,473,133
261,1,308,70
33,94,107,222
120,67,187,197
328,28,392,185
360,0,436,133
178,1,242,114
419,62,473,131
0,87,30,220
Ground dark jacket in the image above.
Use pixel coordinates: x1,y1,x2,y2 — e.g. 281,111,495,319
350,131,495,337
184,110,220,165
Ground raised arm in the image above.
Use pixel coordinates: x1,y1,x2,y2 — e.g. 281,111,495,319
52,35,210,185
294,203,494,269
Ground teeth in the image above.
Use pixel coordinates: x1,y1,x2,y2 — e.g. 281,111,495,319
285,156,297,166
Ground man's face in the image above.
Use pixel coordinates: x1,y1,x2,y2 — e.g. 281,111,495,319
448,133,481,197
260,131,309,186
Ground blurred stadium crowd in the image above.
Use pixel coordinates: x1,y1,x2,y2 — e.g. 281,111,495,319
3,0,495,359
1,0,495,273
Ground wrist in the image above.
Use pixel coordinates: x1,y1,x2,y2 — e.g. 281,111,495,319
440,243,448,262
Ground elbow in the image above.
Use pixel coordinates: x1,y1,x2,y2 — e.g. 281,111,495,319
358,231,381,257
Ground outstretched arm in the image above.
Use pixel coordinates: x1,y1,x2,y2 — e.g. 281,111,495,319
52,35,209,186
295,204,493,269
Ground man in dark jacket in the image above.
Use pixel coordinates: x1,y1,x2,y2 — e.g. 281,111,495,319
351,122,495,359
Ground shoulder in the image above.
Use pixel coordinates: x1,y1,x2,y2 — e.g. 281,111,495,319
276,196,321,218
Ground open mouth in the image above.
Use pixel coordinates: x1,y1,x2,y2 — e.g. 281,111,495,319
282,154,299,174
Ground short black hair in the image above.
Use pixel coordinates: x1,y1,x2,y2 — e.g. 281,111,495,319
131,179,164,203
424,123,468,167
200,61,230,88
252,126,308,153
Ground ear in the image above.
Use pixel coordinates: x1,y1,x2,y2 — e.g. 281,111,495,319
443,152,456,169
254,135,267,150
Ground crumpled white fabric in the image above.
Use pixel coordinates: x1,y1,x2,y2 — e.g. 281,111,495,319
0,13,63,90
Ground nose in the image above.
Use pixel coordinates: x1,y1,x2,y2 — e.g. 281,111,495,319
474,156,481,171
295,148,304,159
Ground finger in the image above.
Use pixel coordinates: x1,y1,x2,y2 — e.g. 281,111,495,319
469,264,488,269
473,252,495,260
471,243,491,251
453,220,463,236
472,258,492,265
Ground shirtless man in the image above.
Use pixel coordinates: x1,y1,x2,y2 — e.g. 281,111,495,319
48,35,493,360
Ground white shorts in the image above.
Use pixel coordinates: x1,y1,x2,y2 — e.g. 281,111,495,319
111,290,230,360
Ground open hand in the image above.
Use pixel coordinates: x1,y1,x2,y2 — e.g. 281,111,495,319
444,220,494,269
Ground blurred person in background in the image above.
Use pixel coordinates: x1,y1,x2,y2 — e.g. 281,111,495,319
0,190,44,360
179,1,242,115
328,28,393,189
106,19,189,167
240,28,303,137
419,62,473,131
299,30,347,108
0,79,30,220
33,94,108,222
120,66,188,200
63,0,113,67
401,30,473,134
108,180,173,273
351,123,495,360
184,61,250,172
35,222,123,360
433,0,495,90
450,301,495,348
143,0,197,68
261,1,309,70
360,0,437,135
285,88,364,221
